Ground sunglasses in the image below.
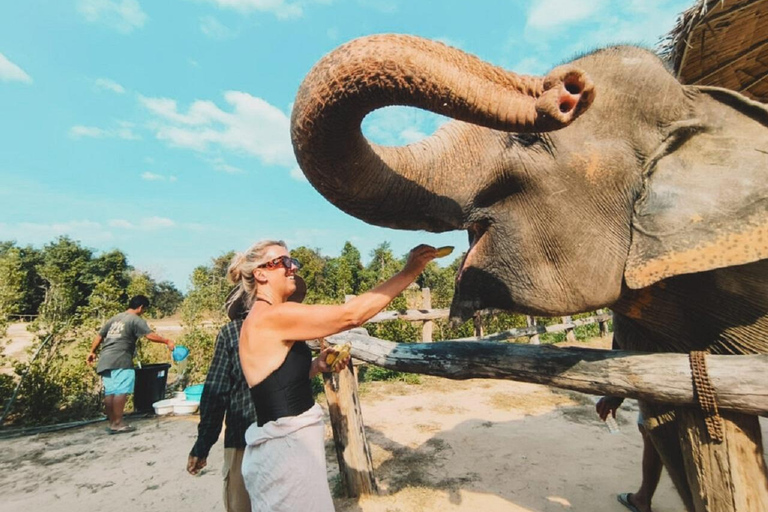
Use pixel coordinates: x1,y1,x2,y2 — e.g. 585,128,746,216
256,255,301,271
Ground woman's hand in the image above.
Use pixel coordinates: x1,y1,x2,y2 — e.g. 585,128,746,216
403,245,438,276
313,346,351,375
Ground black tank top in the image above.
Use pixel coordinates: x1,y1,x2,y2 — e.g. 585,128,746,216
249,341,315,426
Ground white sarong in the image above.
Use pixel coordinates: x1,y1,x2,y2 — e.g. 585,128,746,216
241,403,334,512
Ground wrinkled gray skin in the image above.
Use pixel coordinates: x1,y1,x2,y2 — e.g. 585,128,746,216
291,35,768,510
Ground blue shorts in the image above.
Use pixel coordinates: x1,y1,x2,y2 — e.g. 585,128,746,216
102,368,135,396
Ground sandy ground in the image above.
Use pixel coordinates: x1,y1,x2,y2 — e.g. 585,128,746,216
4,372,765,512
2,328,766,512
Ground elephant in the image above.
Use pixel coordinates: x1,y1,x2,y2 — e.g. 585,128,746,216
290,34,768,511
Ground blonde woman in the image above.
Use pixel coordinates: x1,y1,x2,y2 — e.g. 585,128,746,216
227,240,436,512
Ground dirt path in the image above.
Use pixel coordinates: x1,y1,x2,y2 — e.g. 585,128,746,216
3,372,758,512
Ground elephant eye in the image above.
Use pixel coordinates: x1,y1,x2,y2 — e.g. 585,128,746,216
507,132,543,148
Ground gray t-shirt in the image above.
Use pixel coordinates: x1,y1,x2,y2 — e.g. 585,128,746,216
96,312,153,374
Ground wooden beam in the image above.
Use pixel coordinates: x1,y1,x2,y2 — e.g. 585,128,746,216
320,331,768,416
454,314,613,341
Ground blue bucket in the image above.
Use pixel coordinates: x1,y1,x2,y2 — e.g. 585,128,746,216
184,384,205,402
172,346,189,362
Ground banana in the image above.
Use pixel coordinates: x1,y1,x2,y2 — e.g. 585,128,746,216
435,246,454,258
326,343,352,371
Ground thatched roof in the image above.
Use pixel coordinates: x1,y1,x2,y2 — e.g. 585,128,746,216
661,0,767,102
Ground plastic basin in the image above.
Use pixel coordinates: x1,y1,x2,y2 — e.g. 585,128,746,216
173,400,200,415
153,399,176,416
152,398,200,415
184,384,204,402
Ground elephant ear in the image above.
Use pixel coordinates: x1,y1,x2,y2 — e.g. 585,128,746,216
625,87,768,289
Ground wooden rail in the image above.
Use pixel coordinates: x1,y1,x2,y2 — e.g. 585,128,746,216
321,331,768,416
320,290,613,498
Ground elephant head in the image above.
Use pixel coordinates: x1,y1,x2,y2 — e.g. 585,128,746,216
291,34,768,323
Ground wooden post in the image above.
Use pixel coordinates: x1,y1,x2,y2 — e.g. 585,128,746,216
473,312,484,338
676,409,768,511
323,358,378,497
561,316,577,343
526,316,540,345
597,309,608,338
421,288,433,343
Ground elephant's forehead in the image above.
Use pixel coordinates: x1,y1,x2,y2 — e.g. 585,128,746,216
567,147,607,185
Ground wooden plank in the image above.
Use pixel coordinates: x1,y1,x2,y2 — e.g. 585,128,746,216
367,308,450,323
454,314,613,342
321,332,768,415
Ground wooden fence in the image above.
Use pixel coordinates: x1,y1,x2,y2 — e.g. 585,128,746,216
322,288,614,498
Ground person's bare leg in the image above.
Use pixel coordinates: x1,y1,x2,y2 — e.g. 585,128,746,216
110,394,128,429
629,425,663,512
104,395,114,426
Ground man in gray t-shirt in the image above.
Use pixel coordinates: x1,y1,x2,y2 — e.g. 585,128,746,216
87,295,175,433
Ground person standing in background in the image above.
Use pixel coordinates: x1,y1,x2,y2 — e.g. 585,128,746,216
87,295,175,434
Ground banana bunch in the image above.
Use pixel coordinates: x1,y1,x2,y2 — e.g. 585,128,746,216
326,342,352,371
435,246,454,258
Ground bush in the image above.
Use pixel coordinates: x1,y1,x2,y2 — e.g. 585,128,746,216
4,326,102,426
358,365,421,384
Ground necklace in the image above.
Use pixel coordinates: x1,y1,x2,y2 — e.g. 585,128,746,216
255,297,272,305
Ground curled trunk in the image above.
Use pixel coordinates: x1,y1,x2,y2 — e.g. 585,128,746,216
291,34,594,230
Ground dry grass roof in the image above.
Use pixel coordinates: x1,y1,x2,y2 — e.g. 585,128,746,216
661,0,767,102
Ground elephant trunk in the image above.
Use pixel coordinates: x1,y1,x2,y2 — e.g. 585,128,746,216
291,34,594,230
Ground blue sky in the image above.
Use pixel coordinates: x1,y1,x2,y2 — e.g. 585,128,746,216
0,0,691,290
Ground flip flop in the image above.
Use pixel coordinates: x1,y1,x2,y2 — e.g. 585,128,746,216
617,493,641,512
108,425,136,435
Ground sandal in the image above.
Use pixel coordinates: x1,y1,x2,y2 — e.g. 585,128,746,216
108,425,136,435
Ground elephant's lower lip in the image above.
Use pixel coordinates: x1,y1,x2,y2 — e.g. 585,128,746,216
457,222,488,284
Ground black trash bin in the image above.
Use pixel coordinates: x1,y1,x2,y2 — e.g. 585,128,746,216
133,363,171,414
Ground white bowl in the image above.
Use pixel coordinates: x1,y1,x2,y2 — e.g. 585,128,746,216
152,399,176,416
172,400,200,415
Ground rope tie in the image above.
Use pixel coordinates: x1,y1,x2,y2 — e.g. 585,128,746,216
689,350,724,443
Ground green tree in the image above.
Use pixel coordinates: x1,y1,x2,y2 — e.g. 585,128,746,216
292,246,329,303
0,247,26,335
153,281,183,318
360,242,400,292
36,237,93,325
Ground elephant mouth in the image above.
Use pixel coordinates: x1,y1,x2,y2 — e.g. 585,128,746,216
457,221,490,284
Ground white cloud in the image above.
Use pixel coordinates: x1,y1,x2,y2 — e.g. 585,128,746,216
140,91,295,168
289,166,307,182
70,125,106,138
0,220,114,243
94,77,125,93
109,216,176,230
512,56,548,76
0,52,32,84
209,157,245,174
523,0,689,50
141,171,178,182
108,219,134,229
77,0,147,34
199,16,237,39
200,0,302,19
362,106,448,146
527,0,607,30
69,121,140,140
